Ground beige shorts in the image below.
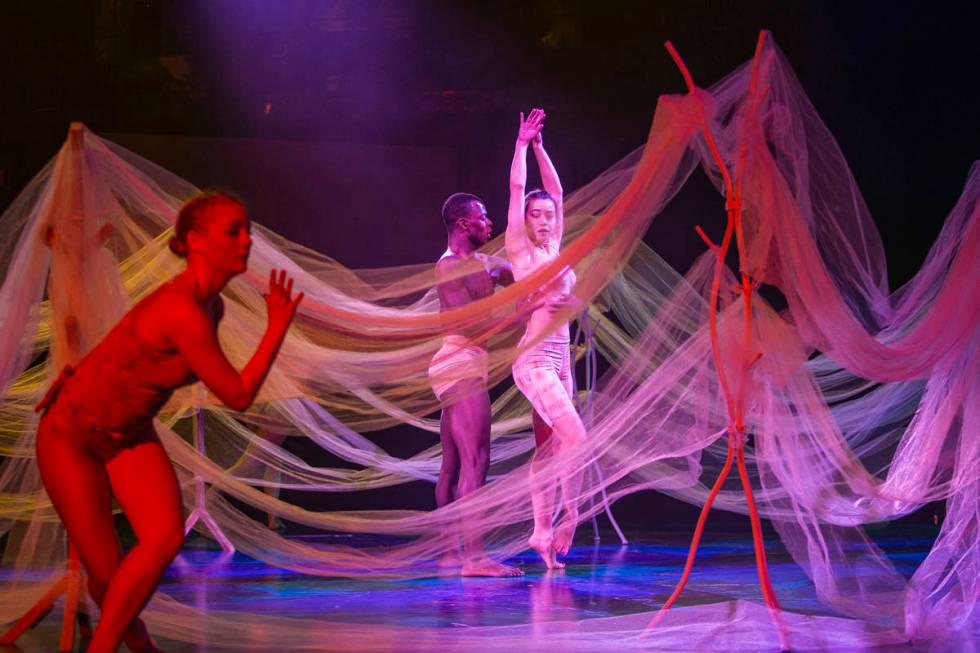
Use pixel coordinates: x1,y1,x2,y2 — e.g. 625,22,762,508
429,336,489,400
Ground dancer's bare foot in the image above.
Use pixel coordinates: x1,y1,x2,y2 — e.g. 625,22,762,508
552,515,577,557
125,617,165,653
127,639,165,653
529,532,565,570
461,558,525,577
438,548,463,568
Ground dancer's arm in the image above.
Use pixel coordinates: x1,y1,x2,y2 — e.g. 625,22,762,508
487,256,514,286
169,270,303,411
506,109,545,265
531,130,564,245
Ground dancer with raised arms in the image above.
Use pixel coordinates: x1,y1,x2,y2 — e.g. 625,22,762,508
505,109,586,569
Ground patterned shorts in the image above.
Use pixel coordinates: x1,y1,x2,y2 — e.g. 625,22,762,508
429,336,489,401
512,336,576,427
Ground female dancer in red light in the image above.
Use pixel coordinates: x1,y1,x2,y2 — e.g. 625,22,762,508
35,192,303,652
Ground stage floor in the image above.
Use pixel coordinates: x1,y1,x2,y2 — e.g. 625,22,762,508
3,525,955,652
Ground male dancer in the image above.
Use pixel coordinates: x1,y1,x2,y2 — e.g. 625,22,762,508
429,192,522,577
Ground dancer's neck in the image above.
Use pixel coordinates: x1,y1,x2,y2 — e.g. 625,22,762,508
174,266,229,302
447,232,478,258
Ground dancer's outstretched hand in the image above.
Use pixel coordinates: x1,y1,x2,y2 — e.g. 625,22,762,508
517,108,546,145
265,269,304,334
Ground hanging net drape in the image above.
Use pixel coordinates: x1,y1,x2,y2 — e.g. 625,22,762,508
0,34,976,650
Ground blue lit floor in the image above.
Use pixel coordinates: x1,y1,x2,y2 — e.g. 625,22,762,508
1,525,954,652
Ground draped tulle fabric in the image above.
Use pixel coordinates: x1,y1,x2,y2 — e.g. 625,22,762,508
0,36,976,649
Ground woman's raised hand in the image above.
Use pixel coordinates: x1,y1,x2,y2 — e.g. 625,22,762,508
517,108,546,145
264,269,304,334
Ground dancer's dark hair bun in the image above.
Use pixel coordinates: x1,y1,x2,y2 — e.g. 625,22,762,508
168,235,189,257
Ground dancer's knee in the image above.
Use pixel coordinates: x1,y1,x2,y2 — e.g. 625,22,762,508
160,526,185,561
140,523,185,563
554,414,587,449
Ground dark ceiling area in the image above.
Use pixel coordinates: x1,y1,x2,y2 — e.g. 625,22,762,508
2,1,977,284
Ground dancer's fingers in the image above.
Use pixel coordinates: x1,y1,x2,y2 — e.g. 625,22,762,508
284,276,294,298
268,268,276,292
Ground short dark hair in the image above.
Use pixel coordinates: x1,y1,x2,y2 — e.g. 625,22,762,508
441,192,482,233
169,191,245,257
523,188,555,216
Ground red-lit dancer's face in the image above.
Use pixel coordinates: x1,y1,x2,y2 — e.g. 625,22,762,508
525,198,556,246
186,201,252,276
461,201,493,247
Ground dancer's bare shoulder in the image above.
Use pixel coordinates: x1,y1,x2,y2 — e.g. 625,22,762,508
130,281,220,350
481,254,514,286
435,252,481,277
435,254,494,307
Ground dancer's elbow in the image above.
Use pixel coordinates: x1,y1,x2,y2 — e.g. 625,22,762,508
225,399,252,412
219,388,254,412
227,397,253,412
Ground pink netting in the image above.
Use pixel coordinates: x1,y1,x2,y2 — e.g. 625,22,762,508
0,33,976,649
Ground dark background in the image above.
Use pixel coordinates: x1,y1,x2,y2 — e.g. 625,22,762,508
1,1,973,534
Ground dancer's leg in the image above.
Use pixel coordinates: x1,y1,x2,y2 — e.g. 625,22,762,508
550,412,586,555
530,410,562,569
434,390,467,568
264,464,284,530
435,397,463,568
552,351,586,556
87,578,161,653
435,407,460,509
35,417,159,652
85,438,184,653
532,409,553,449
257,428,287,531
515,361,563,568
515,348,586,562
227,424,287,530
448,382,491,500
447,381,521,577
